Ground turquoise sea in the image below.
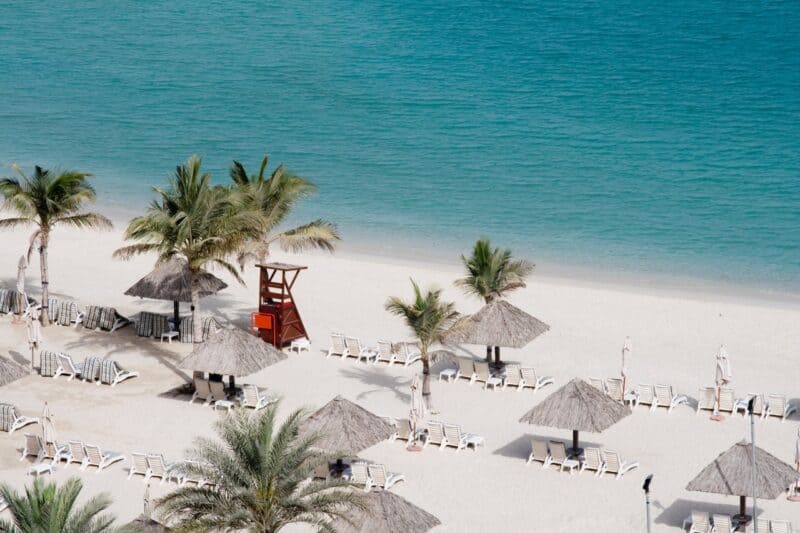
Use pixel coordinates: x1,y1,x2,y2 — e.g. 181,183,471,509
1,2,798,294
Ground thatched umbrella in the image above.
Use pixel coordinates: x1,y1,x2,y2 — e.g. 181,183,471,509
519,378,630,455
180,326,286,388
124,257,227,324
336,490,441,533
445,299,549,365
301,396,394,455
0,356,29,387
686,440,797,523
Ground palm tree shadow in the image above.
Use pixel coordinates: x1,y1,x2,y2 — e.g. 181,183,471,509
336,365,412,405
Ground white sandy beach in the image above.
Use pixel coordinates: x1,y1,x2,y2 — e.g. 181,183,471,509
0,224,799,532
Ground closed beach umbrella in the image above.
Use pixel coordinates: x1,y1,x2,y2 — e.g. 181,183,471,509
409,373,426,446
125,257,227,324
621,337,632,396
0,356,29,387
16,255,27,294
26,309,42,370
336,490,441,533
795,428,800,470
41,402,56,446
713,345,732,417
519,378,630,455
300,396,394,454
180,326,286,385
686,440,798,523
445,300,550,364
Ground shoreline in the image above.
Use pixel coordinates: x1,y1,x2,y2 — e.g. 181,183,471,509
70,204,800,311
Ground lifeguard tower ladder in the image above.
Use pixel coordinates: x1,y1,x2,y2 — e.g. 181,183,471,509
250,263,309,347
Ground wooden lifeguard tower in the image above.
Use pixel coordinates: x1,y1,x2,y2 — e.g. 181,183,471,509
250,263,309,347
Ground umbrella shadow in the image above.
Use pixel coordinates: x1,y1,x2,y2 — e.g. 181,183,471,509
61,328,190,382
494,432,606,460
655,498,740,528
7,349,30,366
337,366,412,404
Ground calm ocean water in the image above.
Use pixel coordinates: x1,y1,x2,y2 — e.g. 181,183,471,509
1,2,798,294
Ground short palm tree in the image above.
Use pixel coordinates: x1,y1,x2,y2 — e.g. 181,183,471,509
455,238,534,363
0,165,112,326
0,477,116,533
385,280,458,410
229,155,339,266
157,402,365,532
114,155,259,341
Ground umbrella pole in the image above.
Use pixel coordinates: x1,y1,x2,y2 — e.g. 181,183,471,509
485,345,492,363
494,346,501,366
739,495,746,521
173,301,180,326
572,429,579,452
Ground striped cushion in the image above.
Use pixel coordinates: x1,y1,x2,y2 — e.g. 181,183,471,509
136,312,154,337
83,306,103,330
179,316,219,343
39,350,59,377
202,317,219,339
153,315,169,338
179,317,194,343
11,292,27,314
0,403,15,432
98,307,116,331
0,289,11,314
82,357,102,382
56,301,78,326
99,359,117,385
46,297,59,322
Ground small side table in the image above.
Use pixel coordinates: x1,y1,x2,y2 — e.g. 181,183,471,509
214,400,235,412
29,463,54,476
439,368,457,382
161,331,179,344
624,392,639,407
290,338,311,354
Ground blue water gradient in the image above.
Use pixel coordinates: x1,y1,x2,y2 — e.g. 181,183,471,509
0,1,798,292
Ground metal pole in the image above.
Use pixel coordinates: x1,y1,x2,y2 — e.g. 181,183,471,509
749,396,757,526
643,474,653,533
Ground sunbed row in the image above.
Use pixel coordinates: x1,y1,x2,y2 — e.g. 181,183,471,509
440,358,554,393
327,334,421,366
683,511,796,533
590,378,689,413
128,453,214,487
695,387,797,421
527,439,639,479
0,288,36,316
39,351,139,387
20,434,123,473
0,403,38,434
386,418,484,451
134,312,220,343
46,298,130,332
345,461,405,491
190,379,278,411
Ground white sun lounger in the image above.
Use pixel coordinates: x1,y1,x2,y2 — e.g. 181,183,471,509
175,460,208,487
606,378,624,402
424,421,446,449
634,384,655,409
766,395,797,421
548,441,579,474
654,384,688,413
348,461,370,490
473,361,502,390
395,342,421,366
367,464,405,490
580,446,606,476
456,358,477,383
683,510,711,533
718,388,735,414
327,333,348,358
755,519,771,533
82,444,124,472
696,387,717,414
128,452,149,481
520,367,554,392
145,453,178,484
238,384,277,410
527,439,551,468
588,377,607,394
0,404,39,434
390,418,412,442
345,336,378,363
376,341,395,365
602,450,639,479
191,378,211,404
712,514,735,533
54,353,84,381
443,423,484,451
19,433,45,463
502,364,524,390
770,520,795,533
64,440,88,468
98,359,139,387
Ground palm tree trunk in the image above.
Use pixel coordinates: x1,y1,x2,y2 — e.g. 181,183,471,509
421,353,433,411
190,269,201,343
39,231,50,326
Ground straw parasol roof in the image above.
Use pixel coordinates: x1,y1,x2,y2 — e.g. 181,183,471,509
336,490,441,533
445,299,549,349
122,516,170,532
125,257,227,303
686,440,798,499
180,326,287,376
300,396,394,453
519,378,630,432
0,356,29,386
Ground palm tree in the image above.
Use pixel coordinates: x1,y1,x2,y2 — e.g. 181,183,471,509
114,155,259,341
455,238,534,363
157,402,365,532
0,165,112,326
385,280,458,410
229,155,339,266
0,477,116,533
